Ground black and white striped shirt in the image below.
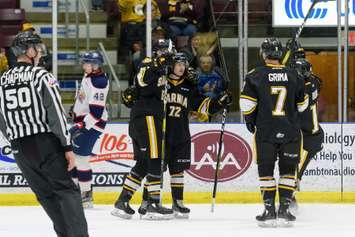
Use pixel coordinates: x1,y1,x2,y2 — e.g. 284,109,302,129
0,62,72,151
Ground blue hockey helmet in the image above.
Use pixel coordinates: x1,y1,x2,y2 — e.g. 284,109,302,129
79,51,104,65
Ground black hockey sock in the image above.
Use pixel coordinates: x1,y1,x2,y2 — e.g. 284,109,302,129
146,173,161,203
119,172,143,202
279,162,297,200
143,182,149,201
170,172,184,201
259,176,276,202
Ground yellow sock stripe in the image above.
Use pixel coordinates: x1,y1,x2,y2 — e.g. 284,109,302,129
171,184,184,188
170,182,184,185
127,175,141,185
147,181,161,185
278,185,295,191
260,187,276,191
281,176,296,180
146,116,158,159
259,176,275,181
150,191,160,195
171,174,184,177
123,185,136,193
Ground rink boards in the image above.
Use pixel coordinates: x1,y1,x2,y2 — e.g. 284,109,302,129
1,123,355,205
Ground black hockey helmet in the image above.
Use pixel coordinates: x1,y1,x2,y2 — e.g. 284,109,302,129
293,58,312,79
153,39,175,57
169,52,189,79
260,37,283,60
11,31,42,57
172,52,189,67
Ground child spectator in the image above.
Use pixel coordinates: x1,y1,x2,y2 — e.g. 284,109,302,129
197,55,225,99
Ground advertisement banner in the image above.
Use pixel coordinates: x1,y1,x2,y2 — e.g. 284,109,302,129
0,123,354,193
33,24,107,39
21,0,84,13
273,0,355,27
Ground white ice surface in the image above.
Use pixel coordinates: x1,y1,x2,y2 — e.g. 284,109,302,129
0,204,354,237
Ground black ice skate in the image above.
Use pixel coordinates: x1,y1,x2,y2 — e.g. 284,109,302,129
256,199,277,228
289,195,299,215
81,190,93,209
277,198,296,227
172,200,190,219
141,202,174,220
111,200,135,219
138,200,148,218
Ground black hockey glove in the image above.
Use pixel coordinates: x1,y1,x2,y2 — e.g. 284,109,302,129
121,86,138,108
286,39,305,61
286,39,301,52
246,122,255,134
157,54,173,68
217,91,233,107
186,67,198,85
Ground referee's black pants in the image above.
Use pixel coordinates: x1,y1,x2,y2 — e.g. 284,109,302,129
11,133,89,237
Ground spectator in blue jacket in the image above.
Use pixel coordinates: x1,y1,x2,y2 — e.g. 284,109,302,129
197,55,225,99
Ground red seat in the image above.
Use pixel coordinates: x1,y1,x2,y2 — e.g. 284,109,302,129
0,24,21,35
0,8,25,23
0,33,15,48
0,0,17,9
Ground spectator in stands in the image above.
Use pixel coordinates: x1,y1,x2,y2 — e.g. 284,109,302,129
180,33,201,68
104,0,120,37
92,0,104,11
0,48,8,74
117,0,161,58
197,55,225,99
166,0,199,39
21,20,35,32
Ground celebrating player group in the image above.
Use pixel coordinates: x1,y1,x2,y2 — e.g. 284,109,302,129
0,29,323,235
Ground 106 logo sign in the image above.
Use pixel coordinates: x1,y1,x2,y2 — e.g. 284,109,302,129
187,130,252,182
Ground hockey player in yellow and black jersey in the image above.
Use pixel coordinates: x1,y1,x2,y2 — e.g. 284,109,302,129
137,53,231,219
239,38,309,227
291,58,324,209
112,48,231,220
111,39,174,220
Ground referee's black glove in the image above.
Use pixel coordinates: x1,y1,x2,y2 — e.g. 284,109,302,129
246,122,255,134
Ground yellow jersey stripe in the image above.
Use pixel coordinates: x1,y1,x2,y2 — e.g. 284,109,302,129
240,94,257,102
146,116,159,159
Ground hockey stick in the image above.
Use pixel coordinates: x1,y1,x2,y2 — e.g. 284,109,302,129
282,0,334,65
159,40,174,205
211,107,227,213
159,78,168,205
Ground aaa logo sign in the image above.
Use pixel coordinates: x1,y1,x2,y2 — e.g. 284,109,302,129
187,130,252,182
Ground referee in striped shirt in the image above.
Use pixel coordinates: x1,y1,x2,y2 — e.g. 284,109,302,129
0,31,89,236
